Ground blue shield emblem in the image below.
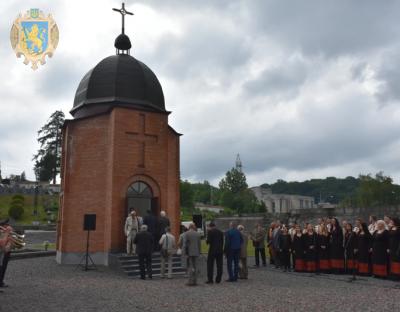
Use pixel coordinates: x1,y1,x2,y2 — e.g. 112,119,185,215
20,21,48,55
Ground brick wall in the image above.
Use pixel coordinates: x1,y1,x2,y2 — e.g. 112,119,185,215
57,107,180,261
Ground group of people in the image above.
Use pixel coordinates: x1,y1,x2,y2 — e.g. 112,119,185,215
125,209,176,280
266,215,400,279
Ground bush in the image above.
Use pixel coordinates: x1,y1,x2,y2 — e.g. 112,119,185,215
8,194,25,220
8,204,24,220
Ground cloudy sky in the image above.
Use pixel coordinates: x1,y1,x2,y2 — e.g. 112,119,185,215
1,0,400,187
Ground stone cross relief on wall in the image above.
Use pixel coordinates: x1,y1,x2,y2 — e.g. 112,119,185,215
125,114,158,168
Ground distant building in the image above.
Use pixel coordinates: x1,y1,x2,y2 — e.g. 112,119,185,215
194,202,224,214
250,186,315,214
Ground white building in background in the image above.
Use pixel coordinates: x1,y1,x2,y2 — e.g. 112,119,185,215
250,186,315,214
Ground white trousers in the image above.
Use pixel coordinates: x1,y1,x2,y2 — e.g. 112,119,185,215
126,231,137,254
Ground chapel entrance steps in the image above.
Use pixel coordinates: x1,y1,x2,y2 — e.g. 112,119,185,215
116,253,186,278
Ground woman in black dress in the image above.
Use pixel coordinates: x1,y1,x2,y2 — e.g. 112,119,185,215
329,218,344,273
317,224,330,273
279,226,292,272
292,225,305,272
356,222,372,276
388,217,400,280
344,223,357,274
304,224,317,273
372,220,389,278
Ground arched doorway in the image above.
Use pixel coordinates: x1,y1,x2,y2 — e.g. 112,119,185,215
126,181,158,218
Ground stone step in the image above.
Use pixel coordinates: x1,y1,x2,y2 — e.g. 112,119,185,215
116,253,185,279
122,262,183,271
120,258,181,266
126,267,187,277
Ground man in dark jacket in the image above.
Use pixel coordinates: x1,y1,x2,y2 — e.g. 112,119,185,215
143,210,158,251
224,221,243,282
158,211,170,236
133,224,154,280
206,222,224,284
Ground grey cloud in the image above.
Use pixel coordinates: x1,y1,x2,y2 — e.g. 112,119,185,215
374,51,400,104
246,0,400,57
244,59,308,99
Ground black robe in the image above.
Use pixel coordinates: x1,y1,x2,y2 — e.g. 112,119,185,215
292,234,305,272
344,232,357,272
329,227,344,271
372,230,389,277
303,232,317,272
317,234,330,272
279,234,291,268
388,228,400,278
356,231,371,275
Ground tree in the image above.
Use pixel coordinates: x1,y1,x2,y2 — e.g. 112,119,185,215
33,110,65,184
20,171,26,182
8,194,25,220
180,180,194,210
219,168,248,194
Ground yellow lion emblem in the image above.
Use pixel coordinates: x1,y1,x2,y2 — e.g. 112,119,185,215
21,24,46,55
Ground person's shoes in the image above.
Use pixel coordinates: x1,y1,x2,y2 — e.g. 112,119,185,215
0,284,8,288
253,265,259,267
140,277,146,280
148,276,152,279
225,279,234,282
215,280,221,284
263,264,267,267
205,281,213,284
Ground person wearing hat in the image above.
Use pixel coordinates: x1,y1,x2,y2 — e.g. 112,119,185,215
206,221,224,284
124,209,141,255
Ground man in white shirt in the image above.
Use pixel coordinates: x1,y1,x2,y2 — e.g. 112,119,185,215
124,209,141,255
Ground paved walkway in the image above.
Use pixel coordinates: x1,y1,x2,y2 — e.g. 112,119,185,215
2,257,400,312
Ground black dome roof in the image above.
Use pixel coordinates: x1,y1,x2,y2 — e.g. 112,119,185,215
71,54,165,118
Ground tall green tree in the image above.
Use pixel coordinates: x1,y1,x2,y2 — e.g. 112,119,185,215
219,168,248,194
33,110,65,184
180,180,194,210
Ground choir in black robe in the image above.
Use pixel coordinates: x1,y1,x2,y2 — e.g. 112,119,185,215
292,234,305,272
304,232,317,272
372,230,389,278
344,231,358,273
329,226,344,272
388,227,400,279
356,231,372,275
317,234,330,273
279,233,291,271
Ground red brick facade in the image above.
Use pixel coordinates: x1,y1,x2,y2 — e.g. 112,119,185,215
56,107,180,265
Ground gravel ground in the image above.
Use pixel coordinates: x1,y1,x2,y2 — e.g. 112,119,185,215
2,256,400,312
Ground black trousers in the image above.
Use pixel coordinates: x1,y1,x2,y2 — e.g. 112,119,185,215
280,250,290,269
138,253,152,279
255,248,266,266
0,252,10,285
207,253,223,283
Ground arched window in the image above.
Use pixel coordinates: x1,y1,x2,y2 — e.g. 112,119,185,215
127,181,152,198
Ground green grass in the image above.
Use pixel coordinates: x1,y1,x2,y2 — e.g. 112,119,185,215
0,194,58,225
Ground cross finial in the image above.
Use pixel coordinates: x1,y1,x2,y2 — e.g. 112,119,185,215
112,3,134,35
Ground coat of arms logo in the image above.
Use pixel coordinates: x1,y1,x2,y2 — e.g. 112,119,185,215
10,8,59,70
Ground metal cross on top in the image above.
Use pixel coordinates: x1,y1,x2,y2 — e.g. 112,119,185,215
112,2,134,35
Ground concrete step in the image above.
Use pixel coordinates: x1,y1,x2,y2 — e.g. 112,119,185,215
116,253,185,279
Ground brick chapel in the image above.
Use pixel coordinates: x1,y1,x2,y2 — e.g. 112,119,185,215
56,9,181,265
